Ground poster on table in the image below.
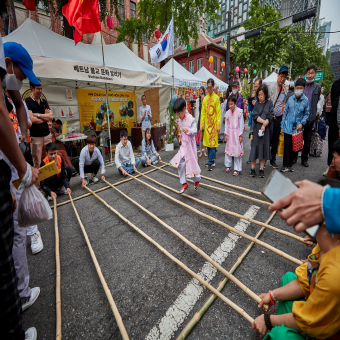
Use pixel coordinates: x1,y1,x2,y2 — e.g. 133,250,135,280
77,89,136,134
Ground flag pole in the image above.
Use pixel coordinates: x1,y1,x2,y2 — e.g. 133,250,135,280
100,33,113,166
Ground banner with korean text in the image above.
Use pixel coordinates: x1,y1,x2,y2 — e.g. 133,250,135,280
77,89,136,134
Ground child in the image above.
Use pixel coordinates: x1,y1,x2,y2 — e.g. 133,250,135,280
40,142,72,200
170,97,201,193
73,135,106,187
141,128,161,167
115,130,140,176
224,95,244,176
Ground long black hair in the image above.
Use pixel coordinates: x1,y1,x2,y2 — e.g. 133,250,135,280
199,86,206,104
144,127,153,145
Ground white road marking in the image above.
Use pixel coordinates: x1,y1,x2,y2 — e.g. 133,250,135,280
145,205,260,340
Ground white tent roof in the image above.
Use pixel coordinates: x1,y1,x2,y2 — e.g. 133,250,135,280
161,58,204,89
194,67,228,91
3,19,172,91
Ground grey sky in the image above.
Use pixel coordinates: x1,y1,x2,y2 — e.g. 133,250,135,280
319,0,340,47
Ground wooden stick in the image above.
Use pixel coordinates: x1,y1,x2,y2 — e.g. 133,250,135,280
177,211,277,340
54,198,62,339
151,165,270,206
68,194,130,340
140,174,311,245
85,186,255,324
161,161,262,195
51,165,168,209
127,173,302,266
104,179,269,310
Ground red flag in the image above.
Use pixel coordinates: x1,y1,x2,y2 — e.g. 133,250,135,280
62,0,101,45
23,0,36,10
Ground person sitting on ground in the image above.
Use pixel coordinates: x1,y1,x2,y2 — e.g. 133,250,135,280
40,142,71,201
73,135,105,187
252,220,340,339
53,119,62,137
115,130,140,176
326,139,340,180
280,78,309,173
141,127,161,167
42,120,74,181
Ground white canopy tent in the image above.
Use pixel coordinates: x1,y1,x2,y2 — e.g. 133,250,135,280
194,66,229,92
3,18,173,91
161,58,204,89
263,72,290,86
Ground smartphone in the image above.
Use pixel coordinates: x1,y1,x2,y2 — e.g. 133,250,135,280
262,170,320,238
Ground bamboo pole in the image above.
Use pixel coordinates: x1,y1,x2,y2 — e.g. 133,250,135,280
127,173,302,266
177,211,277,340
51,165,168,209
104,179,269,310
54,198,62,339
160,161,262,195
139,174,311,245
85,186,255,324
68,194,130,340
150,165,270,206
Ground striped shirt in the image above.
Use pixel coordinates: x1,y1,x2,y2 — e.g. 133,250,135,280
273,87,286,117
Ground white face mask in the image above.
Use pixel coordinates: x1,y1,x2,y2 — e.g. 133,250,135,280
295,89,303,97
232,89,238,94
306,78,314,83
2,63,23,91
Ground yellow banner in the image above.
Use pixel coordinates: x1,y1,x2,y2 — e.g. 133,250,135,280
77,89,136,134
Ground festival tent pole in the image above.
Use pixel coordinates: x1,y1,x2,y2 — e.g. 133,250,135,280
177,211,277,340
84,186,255,324
53,198,62,339
68,194,130,339
125,173,302,265
103,179,270,309
144,168,311,245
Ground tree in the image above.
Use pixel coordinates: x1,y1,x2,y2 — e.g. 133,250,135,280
115,0,220,48
232,0,290,93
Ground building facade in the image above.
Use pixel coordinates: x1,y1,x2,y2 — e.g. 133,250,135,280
318,19,331,55
330,51,340,81
330,44,340,53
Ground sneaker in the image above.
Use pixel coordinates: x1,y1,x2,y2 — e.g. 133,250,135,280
259,169,265,178
31,231,43,255
25,327,37,340
180,183,188,194
281,167,289,173
226,167,231,172
233,170,239,176
289,167,294,172
301,161,309,167
250,168,256,177
22,287,40,312
84,176,89,186
323,167,329,176
143,163,148,167
47,196,52,202
208,164,213,171
246,160,251,164
90,174,99,183
205,162,215,167
270,161,278,169
194,181,200,190
152,160,159,165
59,186,68,195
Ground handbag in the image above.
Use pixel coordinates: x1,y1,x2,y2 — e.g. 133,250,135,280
277,134,284,156
292,131,303,152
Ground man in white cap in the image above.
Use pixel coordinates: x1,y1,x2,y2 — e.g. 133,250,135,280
0,37,39,340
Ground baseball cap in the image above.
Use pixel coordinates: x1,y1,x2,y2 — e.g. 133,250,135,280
279,65,289,75
4,42,41,85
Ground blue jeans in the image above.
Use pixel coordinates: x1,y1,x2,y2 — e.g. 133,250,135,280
141,154,158,166
118,157,140,175
207,147,216,165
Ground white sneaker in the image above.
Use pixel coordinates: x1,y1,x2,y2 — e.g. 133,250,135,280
84,175,89,186
22,287,40,312
323,167,329,177
31,231,43,255
59,186,68,195
47,196,52,201
25,327,37,340
90,174,99,183
152,160,159,165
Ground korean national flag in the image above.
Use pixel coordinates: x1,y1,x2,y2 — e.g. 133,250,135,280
149,18,174,64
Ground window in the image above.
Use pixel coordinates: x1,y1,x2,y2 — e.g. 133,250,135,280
200,27,202,33
220,59,224,75
182,62,186,69
243,12,247,21
239,2,242,13
244,3,248,10
189,60,195,74
197,58,203,71
222,4,225,11
119,0,125,25
235,0,238,6
213,56,217,74
130,1,136,18
218,24,221,32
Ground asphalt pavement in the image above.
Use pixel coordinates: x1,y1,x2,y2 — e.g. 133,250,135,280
22,125,328,339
